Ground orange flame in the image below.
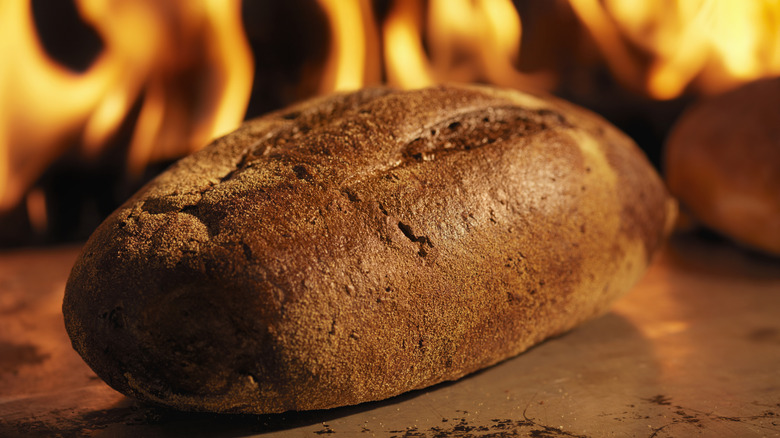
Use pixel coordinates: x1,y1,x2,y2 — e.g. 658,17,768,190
570,0,780,99
383,0,433,89
319,0,553,93
318,0,780,99
385,0,553,90
4,0,780,224
317,0,381,92
0,0,253,212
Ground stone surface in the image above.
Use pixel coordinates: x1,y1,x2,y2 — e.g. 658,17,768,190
1,233,779,437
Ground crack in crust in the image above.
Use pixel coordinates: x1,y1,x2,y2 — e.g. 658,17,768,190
397,221,434,257
402,106,567,163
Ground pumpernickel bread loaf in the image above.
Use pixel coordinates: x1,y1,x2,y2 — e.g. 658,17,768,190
63,85,676,414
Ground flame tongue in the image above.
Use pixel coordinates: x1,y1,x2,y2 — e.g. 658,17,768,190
318,0,780,99
0,0,253,212
316,0,553,93
570,0,780,99
0,0,103,211
78,0,254,175
317,0,381,92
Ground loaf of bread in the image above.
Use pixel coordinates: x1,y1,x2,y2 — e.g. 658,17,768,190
63,85,675,414
665,77,780,255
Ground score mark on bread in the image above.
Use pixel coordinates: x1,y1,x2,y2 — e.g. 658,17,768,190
63,84,675,414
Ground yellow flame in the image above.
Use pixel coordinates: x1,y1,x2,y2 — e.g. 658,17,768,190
380,0,551,91
384,0,554,89
0,0,108,210
6,0,779,216
482,0,522,59
316,0,381,93
0,0,253,211
205,0,255,139
318,0,364,91
383,0,434,89
571,0,780,99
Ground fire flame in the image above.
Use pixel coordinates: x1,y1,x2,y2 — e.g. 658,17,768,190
318,0,780,99
2,0,780,237
317,0,381,92
0,0,252,212
317,0,553,93
570,0,780,99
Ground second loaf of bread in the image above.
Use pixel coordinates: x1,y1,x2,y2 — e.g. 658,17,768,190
63,85,675,414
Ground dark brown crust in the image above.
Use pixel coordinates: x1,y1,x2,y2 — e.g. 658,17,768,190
63,85,675,414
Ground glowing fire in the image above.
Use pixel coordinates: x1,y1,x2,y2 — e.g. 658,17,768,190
374,0,537,90
2,0,780,238
0,0,252,212
317,0,381,92
317,0,552,92
569,0,780,99
318,0,780,99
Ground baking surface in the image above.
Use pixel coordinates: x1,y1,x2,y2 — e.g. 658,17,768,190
1,234,778,437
